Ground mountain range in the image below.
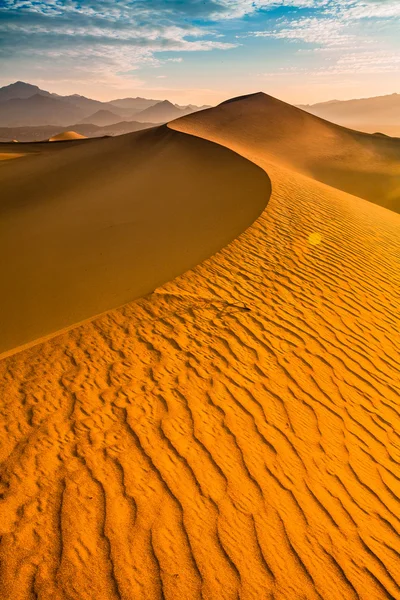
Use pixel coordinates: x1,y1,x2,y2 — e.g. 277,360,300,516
298,93,400,136
1,81,399,141
0,81,209,128
0,121,157,143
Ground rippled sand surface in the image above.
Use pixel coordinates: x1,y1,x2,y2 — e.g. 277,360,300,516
0,94,399,600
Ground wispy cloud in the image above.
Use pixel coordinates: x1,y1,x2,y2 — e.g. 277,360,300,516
240,0,399,76
0,1,399,100
244,17,355,48
0,1,245,88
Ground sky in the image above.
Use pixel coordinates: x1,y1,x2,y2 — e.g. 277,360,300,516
0,0,399,105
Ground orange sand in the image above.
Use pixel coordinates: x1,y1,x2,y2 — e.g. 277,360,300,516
0,152,24,161
0,93,399,600
0,126,268,354
48,131,87,141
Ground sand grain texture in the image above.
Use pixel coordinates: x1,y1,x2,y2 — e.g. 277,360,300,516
0,94,400,600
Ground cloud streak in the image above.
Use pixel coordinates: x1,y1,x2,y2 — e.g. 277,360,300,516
0,1,399,100
238,0,400,76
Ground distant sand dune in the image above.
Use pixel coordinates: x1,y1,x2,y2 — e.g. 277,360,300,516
48,130,87,141
0,94,399,600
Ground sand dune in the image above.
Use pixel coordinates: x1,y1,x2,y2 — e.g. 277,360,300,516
0,94,400,600
0,125,269,355
0,152,24,161
173,92,400,213
48,130,87,141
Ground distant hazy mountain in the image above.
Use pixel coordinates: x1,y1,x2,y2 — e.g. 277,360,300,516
0,120,158,142
0,94,84,126
134,100,194,123
59,94,108,114
109,97,159,111
96,120,157,136
0,81,51,102
176,103,210,111
298,93,400,133
0,81,207,127
80,109,124,126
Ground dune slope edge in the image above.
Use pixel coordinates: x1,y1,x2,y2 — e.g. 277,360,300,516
0,125,270,355
0,99,400,599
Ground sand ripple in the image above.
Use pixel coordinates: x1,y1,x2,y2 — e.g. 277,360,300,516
0,97,400,599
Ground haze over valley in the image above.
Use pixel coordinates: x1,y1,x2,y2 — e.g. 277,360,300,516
1,81,400,141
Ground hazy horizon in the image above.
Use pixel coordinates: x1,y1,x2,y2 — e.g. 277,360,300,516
1,1,399,105
2,79,400,108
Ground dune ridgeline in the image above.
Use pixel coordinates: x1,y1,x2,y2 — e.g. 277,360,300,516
0,93,399,600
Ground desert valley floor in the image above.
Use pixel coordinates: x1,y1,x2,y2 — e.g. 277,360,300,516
0,94,400,600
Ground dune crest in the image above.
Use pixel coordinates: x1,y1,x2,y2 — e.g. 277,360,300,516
0,94,400,600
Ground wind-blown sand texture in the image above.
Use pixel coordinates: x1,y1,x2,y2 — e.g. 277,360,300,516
0,93,400,600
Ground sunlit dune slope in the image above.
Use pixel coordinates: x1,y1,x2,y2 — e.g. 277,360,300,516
0,94,400,600
48,130,87,141
0,125,269,355
173,92,400,213
0,152,24,161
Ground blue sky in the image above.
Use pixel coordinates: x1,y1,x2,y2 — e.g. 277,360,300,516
0,0,399,104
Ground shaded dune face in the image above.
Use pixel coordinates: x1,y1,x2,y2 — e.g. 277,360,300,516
0,95,400,600
173,92,400,214
0,138,97,155
0,125,270,355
